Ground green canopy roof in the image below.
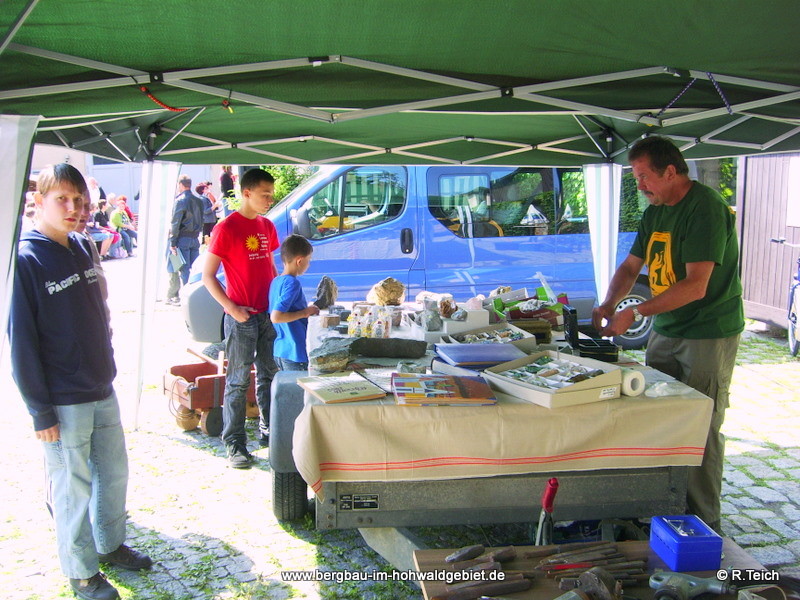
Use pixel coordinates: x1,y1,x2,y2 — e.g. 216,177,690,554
2,0,799,165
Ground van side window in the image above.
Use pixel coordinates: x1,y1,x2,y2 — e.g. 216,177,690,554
427,168,558,238
557,170,589,235
293,167,407,239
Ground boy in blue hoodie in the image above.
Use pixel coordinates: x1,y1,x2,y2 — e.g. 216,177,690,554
9,164,151,600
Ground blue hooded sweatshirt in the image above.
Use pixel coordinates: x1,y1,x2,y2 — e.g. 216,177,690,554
9,230,116,431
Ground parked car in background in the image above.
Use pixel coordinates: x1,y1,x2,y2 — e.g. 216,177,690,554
182,165,652,349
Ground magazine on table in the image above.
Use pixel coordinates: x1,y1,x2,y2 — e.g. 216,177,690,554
296,371,387,403
390,372,497,406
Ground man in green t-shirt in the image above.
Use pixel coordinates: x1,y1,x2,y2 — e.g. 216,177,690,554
592,136,743,533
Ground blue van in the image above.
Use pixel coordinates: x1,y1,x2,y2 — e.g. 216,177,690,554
182,165,652,348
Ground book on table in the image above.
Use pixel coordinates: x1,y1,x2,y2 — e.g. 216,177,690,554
296,371,387,403
434,342,527,368
391,373,497,406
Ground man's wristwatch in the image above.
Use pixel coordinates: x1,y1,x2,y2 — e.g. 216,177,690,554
631,307,643,322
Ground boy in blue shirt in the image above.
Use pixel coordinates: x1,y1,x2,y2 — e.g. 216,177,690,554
269,234,320,370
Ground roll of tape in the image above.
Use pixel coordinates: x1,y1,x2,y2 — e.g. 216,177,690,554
621,367,645,396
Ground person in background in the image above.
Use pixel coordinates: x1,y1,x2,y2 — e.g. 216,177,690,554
220,165,235,216
86,176,105,205
196,182,219,243
170,174,204,285
94,200,123,258
9,163,151,600
110,196,138,257
202,168,280,468
592,135,743,533
269,234,319,371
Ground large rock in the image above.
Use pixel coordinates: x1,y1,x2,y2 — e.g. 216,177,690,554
367,277,406,305
314,275,339,309
309,336,428,372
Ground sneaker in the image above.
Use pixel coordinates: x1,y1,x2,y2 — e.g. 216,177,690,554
258,430,270,447
98,544,153,571
227,444,253,469
166,297,181,307
69,572,119,600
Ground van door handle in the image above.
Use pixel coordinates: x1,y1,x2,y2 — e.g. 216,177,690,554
400,228,413,254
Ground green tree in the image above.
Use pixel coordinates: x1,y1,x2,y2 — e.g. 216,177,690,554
225,165,316,212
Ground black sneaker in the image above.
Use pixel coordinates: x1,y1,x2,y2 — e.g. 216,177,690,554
98,544,153,571
227,444,253,469
69,572,119,600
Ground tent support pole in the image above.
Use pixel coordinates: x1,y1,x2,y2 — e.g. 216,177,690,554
0,0,40,57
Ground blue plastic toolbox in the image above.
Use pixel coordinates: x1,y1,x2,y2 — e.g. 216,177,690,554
650,515,723,571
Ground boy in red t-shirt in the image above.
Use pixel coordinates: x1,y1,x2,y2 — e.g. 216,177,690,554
202,168,280,468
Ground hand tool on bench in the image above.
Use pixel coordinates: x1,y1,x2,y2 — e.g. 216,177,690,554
649,573,735,600
534,477,559,545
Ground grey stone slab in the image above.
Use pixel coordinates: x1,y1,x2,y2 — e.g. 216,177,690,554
771,458,800,470
728,495,760,509
233,571,258,583
745,464,784,479
726,455,762,467
720,500,739,516
788,468,800,480
764,518,800,538
742,509,777,520
727,514,761,533
746,546,797,567
724,470,754,488
769,480,800,498
782,505,800,521
748,486,790,503
733,532,780,545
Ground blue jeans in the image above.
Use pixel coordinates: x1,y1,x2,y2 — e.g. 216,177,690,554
275,356,308,371
42,392,129,579
176,236,200,285
222,312,277,447
119,229,136,255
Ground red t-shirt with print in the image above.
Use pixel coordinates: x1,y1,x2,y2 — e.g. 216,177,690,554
207,211,279,314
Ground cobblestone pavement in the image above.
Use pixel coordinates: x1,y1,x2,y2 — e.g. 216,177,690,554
1,256,798,599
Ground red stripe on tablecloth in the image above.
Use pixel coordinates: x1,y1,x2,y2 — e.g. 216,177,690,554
317,447,705,473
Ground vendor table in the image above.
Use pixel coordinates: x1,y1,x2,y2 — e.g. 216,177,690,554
292,367,713,531
413,538,764,600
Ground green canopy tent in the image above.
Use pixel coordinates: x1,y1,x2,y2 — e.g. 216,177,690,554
2,0,800,423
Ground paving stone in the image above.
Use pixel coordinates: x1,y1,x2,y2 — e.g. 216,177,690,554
763,518,800,538
788,468,800,479
234,571,258,583
785,449,800,460
748,486,790,503
746,546,797,567
745,464,784,479
728,496,760,509
782,505,800,521
727,514,761,533
726,455,762,467
724,470,754,487
720,519,742,537
788,540,800,559
769,480,800,497
742,509,777,520
733,532,781,545
771,458,800,469
720,500,738,516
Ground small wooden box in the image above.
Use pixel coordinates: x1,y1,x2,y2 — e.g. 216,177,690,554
163,362,256,410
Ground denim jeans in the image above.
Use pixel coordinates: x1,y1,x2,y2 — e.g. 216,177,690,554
176,236,200,285
275,356,308,371
119,229,135,255
222,312,277,447
42,392,129,579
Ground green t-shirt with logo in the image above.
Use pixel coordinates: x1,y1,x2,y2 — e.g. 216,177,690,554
629,182,743,339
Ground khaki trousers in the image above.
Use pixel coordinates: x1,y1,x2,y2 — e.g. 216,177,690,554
645,331,740,531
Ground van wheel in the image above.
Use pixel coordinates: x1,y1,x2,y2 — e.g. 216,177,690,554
273,471,309,521
613,282,653,350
